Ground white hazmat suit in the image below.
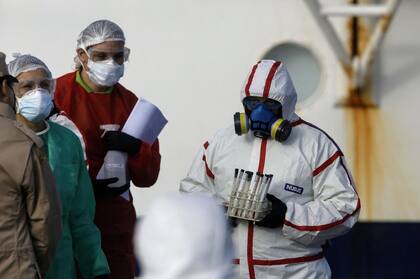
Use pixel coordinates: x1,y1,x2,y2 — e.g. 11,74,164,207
137,193,234,279
180,60,360,279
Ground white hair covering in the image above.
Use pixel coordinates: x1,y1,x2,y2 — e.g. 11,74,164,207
77,19,125,50
8,54,52,78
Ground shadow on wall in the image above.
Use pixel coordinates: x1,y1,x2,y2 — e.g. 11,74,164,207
379,45,420,98
326,222,420,279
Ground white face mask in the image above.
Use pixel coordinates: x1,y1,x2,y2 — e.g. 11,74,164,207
87,58,124,87
16,88,53,123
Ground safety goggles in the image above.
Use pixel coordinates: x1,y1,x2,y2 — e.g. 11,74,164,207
243,97,282,113
14,78,55,96
86,47,130,65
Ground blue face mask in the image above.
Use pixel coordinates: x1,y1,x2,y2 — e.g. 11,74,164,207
234,99,292,142
16,88,53,123
249,103,278,138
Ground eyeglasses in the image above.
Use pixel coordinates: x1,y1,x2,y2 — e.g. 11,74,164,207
243,97,282,113
14,78,55,95
87,47,130,65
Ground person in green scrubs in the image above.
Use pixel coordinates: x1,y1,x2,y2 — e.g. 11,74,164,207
8,54,110,279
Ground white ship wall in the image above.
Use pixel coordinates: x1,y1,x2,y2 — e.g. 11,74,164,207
1,0,419,220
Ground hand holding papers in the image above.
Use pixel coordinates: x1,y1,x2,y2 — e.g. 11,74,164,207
96,98,168,192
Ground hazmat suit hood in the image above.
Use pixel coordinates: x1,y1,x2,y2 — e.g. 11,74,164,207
240,60,298,121
137,193,234,279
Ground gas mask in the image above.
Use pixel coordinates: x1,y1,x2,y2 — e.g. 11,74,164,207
234,100,292,142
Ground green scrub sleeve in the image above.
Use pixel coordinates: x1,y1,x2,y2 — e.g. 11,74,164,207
70,143,110,278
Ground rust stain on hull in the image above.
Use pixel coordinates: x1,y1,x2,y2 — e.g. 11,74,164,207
344,0,383,220
345,99,382,220
338,0,374,107
338,0,409,220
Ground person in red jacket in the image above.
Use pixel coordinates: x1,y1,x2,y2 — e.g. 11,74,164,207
53,19,161,279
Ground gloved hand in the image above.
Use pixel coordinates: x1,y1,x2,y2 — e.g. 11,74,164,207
103,131,142,155
93,177,130,197
228,216,238,228
223,206,238,228
256,194,287,228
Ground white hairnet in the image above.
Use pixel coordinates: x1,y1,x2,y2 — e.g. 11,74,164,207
137,193,234,279
77,19,125,50
7,54,52,79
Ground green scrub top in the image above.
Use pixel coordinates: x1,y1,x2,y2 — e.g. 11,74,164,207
41,121,110,279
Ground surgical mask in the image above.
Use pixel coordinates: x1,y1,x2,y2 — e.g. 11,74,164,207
16,88,53,123
87,58,124,87
234,103,292,142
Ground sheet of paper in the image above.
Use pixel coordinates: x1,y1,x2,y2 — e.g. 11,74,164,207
122,98,168,144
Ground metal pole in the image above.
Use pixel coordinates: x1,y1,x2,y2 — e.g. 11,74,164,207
303,0,352,69
359,0,402,87
322,4,389,17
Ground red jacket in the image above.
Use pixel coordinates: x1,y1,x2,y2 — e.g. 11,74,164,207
54,71,161,277
54,71,161,190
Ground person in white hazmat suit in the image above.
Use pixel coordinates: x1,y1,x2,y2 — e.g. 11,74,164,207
136,193,234,279
180,60,360,278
